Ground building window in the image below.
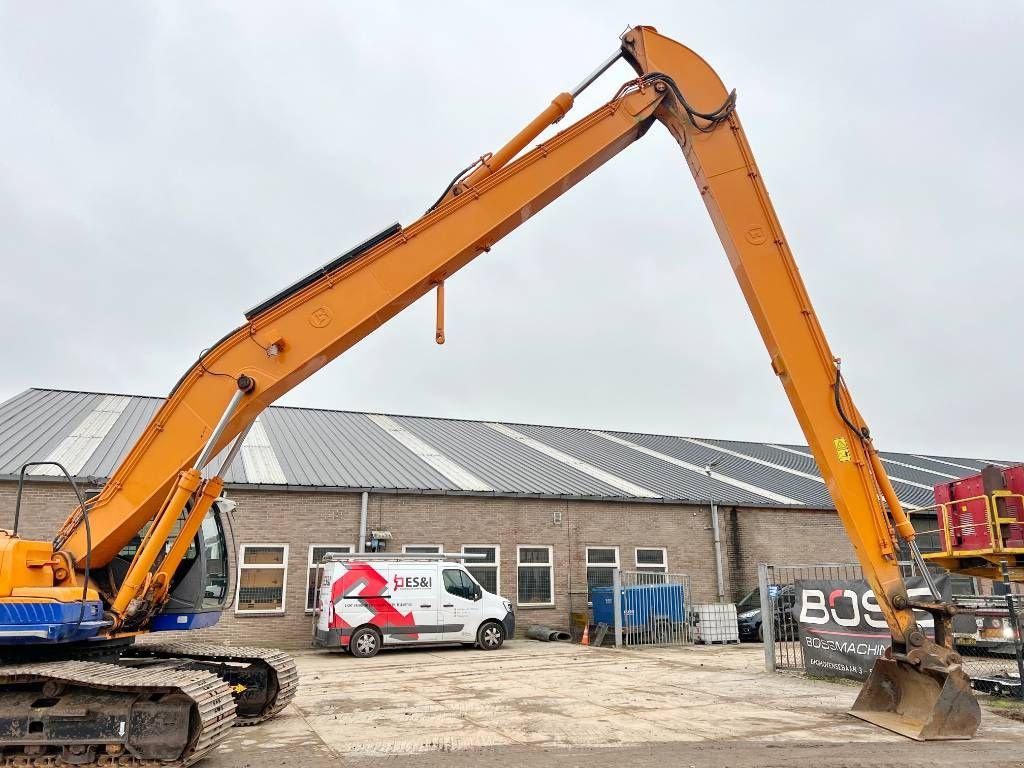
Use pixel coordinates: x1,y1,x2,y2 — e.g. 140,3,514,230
586,546,619,604
517,545,554,606
635,547,668,583
635,547,668,571
462,545,500,594
306,544,352,612
403,544,442,554
235,544,288,615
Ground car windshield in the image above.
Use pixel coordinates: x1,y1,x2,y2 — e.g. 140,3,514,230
736,589,760,611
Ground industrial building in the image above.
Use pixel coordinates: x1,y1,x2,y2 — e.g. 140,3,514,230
0,388,1011,649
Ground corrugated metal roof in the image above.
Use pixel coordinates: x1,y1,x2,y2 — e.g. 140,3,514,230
30,395,131,477
261,407,454,491
604,431,820,506
0,388,1017,511
0,390,100,476
397,415,628,498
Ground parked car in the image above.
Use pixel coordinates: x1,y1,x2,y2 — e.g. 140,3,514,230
736,585,797,642
313,555,515,657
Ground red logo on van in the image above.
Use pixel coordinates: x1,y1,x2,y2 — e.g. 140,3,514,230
394,576,431,589
329,562,418,639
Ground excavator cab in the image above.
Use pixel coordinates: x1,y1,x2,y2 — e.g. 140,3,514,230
105,500,233,632
153,499,232,629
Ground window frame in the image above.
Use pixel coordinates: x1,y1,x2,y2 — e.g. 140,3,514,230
462,544,500,595
305,543,353,613
516,544,554,607
234,543,289,616
634,546,668,572
402,544,443,554
585,546,620,604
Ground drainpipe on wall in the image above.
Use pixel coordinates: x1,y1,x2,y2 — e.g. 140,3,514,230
704,462,726,603
358,491,369,553
710,501,726,603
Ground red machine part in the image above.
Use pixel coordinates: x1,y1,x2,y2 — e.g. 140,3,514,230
1000,465,1024,548
934,465,1024,552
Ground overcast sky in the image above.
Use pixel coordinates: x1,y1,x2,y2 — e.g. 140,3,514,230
1,2,1022,459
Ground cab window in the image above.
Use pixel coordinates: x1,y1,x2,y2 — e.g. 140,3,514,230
443,569,477,600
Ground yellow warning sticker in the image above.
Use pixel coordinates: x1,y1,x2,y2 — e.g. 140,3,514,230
834,437,852,462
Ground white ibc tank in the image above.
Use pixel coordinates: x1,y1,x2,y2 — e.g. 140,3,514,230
691,603,739,643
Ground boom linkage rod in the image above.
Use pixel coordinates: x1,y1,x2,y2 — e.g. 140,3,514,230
447,49,623,201
571,49,623,97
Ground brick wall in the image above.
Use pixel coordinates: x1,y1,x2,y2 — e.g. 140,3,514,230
724,505,857,601
0,480,80,542
0,480,863,649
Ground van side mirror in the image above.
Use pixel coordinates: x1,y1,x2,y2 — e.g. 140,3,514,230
473,585,482,601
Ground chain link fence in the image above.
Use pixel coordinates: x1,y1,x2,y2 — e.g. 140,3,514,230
758,561,1024,698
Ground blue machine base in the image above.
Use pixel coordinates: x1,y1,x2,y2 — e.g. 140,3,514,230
151,611,222,632
0,602,222,643
0,600,108,644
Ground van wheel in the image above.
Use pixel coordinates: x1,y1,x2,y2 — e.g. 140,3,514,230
351,627,382,658
477,621,505,650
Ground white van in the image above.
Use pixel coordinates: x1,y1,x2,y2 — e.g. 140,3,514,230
312,554,515,657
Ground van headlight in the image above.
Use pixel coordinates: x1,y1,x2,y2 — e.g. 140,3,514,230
503,600,512,612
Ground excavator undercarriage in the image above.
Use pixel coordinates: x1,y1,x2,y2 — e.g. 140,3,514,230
0,642,297,767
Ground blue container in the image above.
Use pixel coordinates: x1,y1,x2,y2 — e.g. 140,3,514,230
591,583,685,628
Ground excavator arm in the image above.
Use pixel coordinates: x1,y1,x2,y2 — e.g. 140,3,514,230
45,26,976,738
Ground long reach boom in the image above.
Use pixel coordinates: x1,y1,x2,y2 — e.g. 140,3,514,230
1,26,979,759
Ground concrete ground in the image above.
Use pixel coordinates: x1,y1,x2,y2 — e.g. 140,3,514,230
209,641,1024,768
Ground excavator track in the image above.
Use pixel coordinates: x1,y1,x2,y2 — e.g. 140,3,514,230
0,659,236,767
124,642,298,725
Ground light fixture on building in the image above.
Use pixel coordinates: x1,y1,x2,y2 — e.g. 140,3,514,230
367,529,392,553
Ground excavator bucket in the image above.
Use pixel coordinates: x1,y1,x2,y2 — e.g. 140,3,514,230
850,657,980,740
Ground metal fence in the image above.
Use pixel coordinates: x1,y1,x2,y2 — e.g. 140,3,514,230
757,563,862,673
952,590,1024,697
614,570,692,647
575,570,741,649
758,561,1024,698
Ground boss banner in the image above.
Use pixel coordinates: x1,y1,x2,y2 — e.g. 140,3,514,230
793,575,949,680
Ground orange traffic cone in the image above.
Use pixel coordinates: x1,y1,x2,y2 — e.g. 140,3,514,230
581,623,590,646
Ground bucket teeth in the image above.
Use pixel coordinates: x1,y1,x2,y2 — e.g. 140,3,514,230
850,657,980,740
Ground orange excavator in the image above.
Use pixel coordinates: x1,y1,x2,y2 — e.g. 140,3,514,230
1,25,987,763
